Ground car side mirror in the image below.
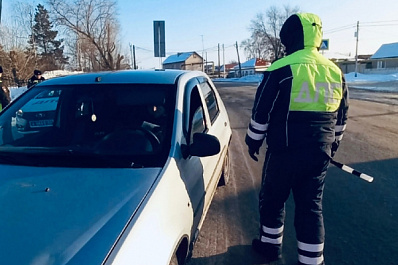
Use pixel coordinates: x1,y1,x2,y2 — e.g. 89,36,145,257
181,133,220,158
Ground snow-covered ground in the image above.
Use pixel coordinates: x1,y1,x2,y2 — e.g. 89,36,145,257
9,71,398,101
213,72,398,92
214,71,398,85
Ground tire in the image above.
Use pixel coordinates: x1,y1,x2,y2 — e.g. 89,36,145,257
218,148,230,186
169,252,179,265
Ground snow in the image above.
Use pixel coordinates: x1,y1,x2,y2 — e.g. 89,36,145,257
213,75,262,83
42,70,84,79
213,72,398,92
214,72,398,84
344,72,398,83
163,52,195,64
370,42,398,59
10,87,27,100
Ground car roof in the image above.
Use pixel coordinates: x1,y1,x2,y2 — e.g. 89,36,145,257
39,69,195,86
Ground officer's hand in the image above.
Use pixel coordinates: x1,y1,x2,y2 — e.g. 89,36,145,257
248,147,259,161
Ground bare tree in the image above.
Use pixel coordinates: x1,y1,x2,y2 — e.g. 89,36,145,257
47,0,125,71
0,2,37,86
241,31,273,61
0,2,35,50
242,5,299,61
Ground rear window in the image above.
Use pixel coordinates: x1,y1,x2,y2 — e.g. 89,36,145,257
199,82,219,123
0,84,176,168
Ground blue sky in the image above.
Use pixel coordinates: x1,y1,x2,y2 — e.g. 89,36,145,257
4,0,398,69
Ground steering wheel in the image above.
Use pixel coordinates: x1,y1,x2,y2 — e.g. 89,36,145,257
95,127,160,154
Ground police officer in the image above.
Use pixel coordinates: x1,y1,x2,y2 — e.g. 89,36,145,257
27,69,46,88
0,66,11,111
245,13,349,265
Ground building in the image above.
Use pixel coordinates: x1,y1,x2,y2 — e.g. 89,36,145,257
335,42,398,74
219,63,238,78
335,55,372,74
232,58,270,77
367,42,398,74
162,52,203,71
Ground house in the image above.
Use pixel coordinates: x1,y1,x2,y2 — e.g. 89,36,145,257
367,42,398,74
220,63,237,73
232,58,270,77
216,63,237,78
335,55,372,74
162,52,203,71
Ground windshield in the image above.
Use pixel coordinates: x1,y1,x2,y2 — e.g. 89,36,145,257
0,83,176,168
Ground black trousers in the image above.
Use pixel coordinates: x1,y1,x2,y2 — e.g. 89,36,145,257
258,148,330,265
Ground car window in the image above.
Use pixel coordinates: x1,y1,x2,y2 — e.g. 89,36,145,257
188,87,206,144
0,84,176,168
199,82,219,123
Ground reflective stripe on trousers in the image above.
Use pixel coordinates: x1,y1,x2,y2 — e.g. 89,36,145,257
298,241,324,265
258,148,329,263
260,224,284,245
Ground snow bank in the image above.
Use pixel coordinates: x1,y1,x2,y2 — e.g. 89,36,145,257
213,75,261,83
10,87,27,100
42,70,84,80
214,72,398,84
345,72,398,83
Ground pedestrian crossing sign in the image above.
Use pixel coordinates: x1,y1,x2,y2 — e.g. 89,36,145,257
320,39,329,50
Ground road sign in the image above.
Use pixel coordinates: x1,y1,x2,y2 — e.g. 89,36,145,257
320,39,329,50
154,21,165,57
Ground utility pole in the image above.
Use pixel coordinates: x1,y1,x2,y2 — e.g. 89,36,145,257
133,45,137,69
354,21,359,77
129,43,134,69
218,43,221,78
0,0,2,24
235,41,242,78
205,52,208,73
222,44,226,78
201,35,205,72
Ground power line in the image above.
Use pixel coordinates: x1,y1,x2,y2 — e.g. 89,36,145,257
361,19,398,24
324,24,356,34
324,19,398,34
134,43,237,55
360,23,398,27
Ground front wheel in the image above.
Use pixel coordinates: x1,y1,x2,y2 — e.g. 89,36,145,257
169,252,179,265
218,148,231,186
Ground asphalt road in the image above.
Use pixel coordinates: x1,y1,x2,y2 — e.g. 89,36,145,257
188,82,398,265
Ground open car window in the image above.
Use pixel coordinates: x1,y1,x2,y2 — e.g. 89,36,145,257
0,84,176,168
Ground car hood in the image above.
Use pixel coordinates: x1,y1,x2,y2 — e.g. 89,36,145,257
0,165,161,265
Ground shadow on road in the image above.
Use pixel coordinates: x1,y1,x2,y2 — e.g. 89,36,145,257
190,84,398,265
189,157,398,265
189,244,298,265
323,157,398,265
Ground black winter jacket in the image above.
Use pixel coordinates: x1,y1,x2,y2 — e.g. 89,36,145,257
245,13,348,155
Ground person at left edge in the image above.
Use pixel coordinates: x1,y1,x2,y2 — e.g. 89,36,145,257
27,69,46,89
0,66,11,111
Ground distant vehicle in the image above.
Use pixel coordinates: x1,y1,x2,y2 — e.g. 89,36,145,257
15,89,61,132
0,70,232,265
